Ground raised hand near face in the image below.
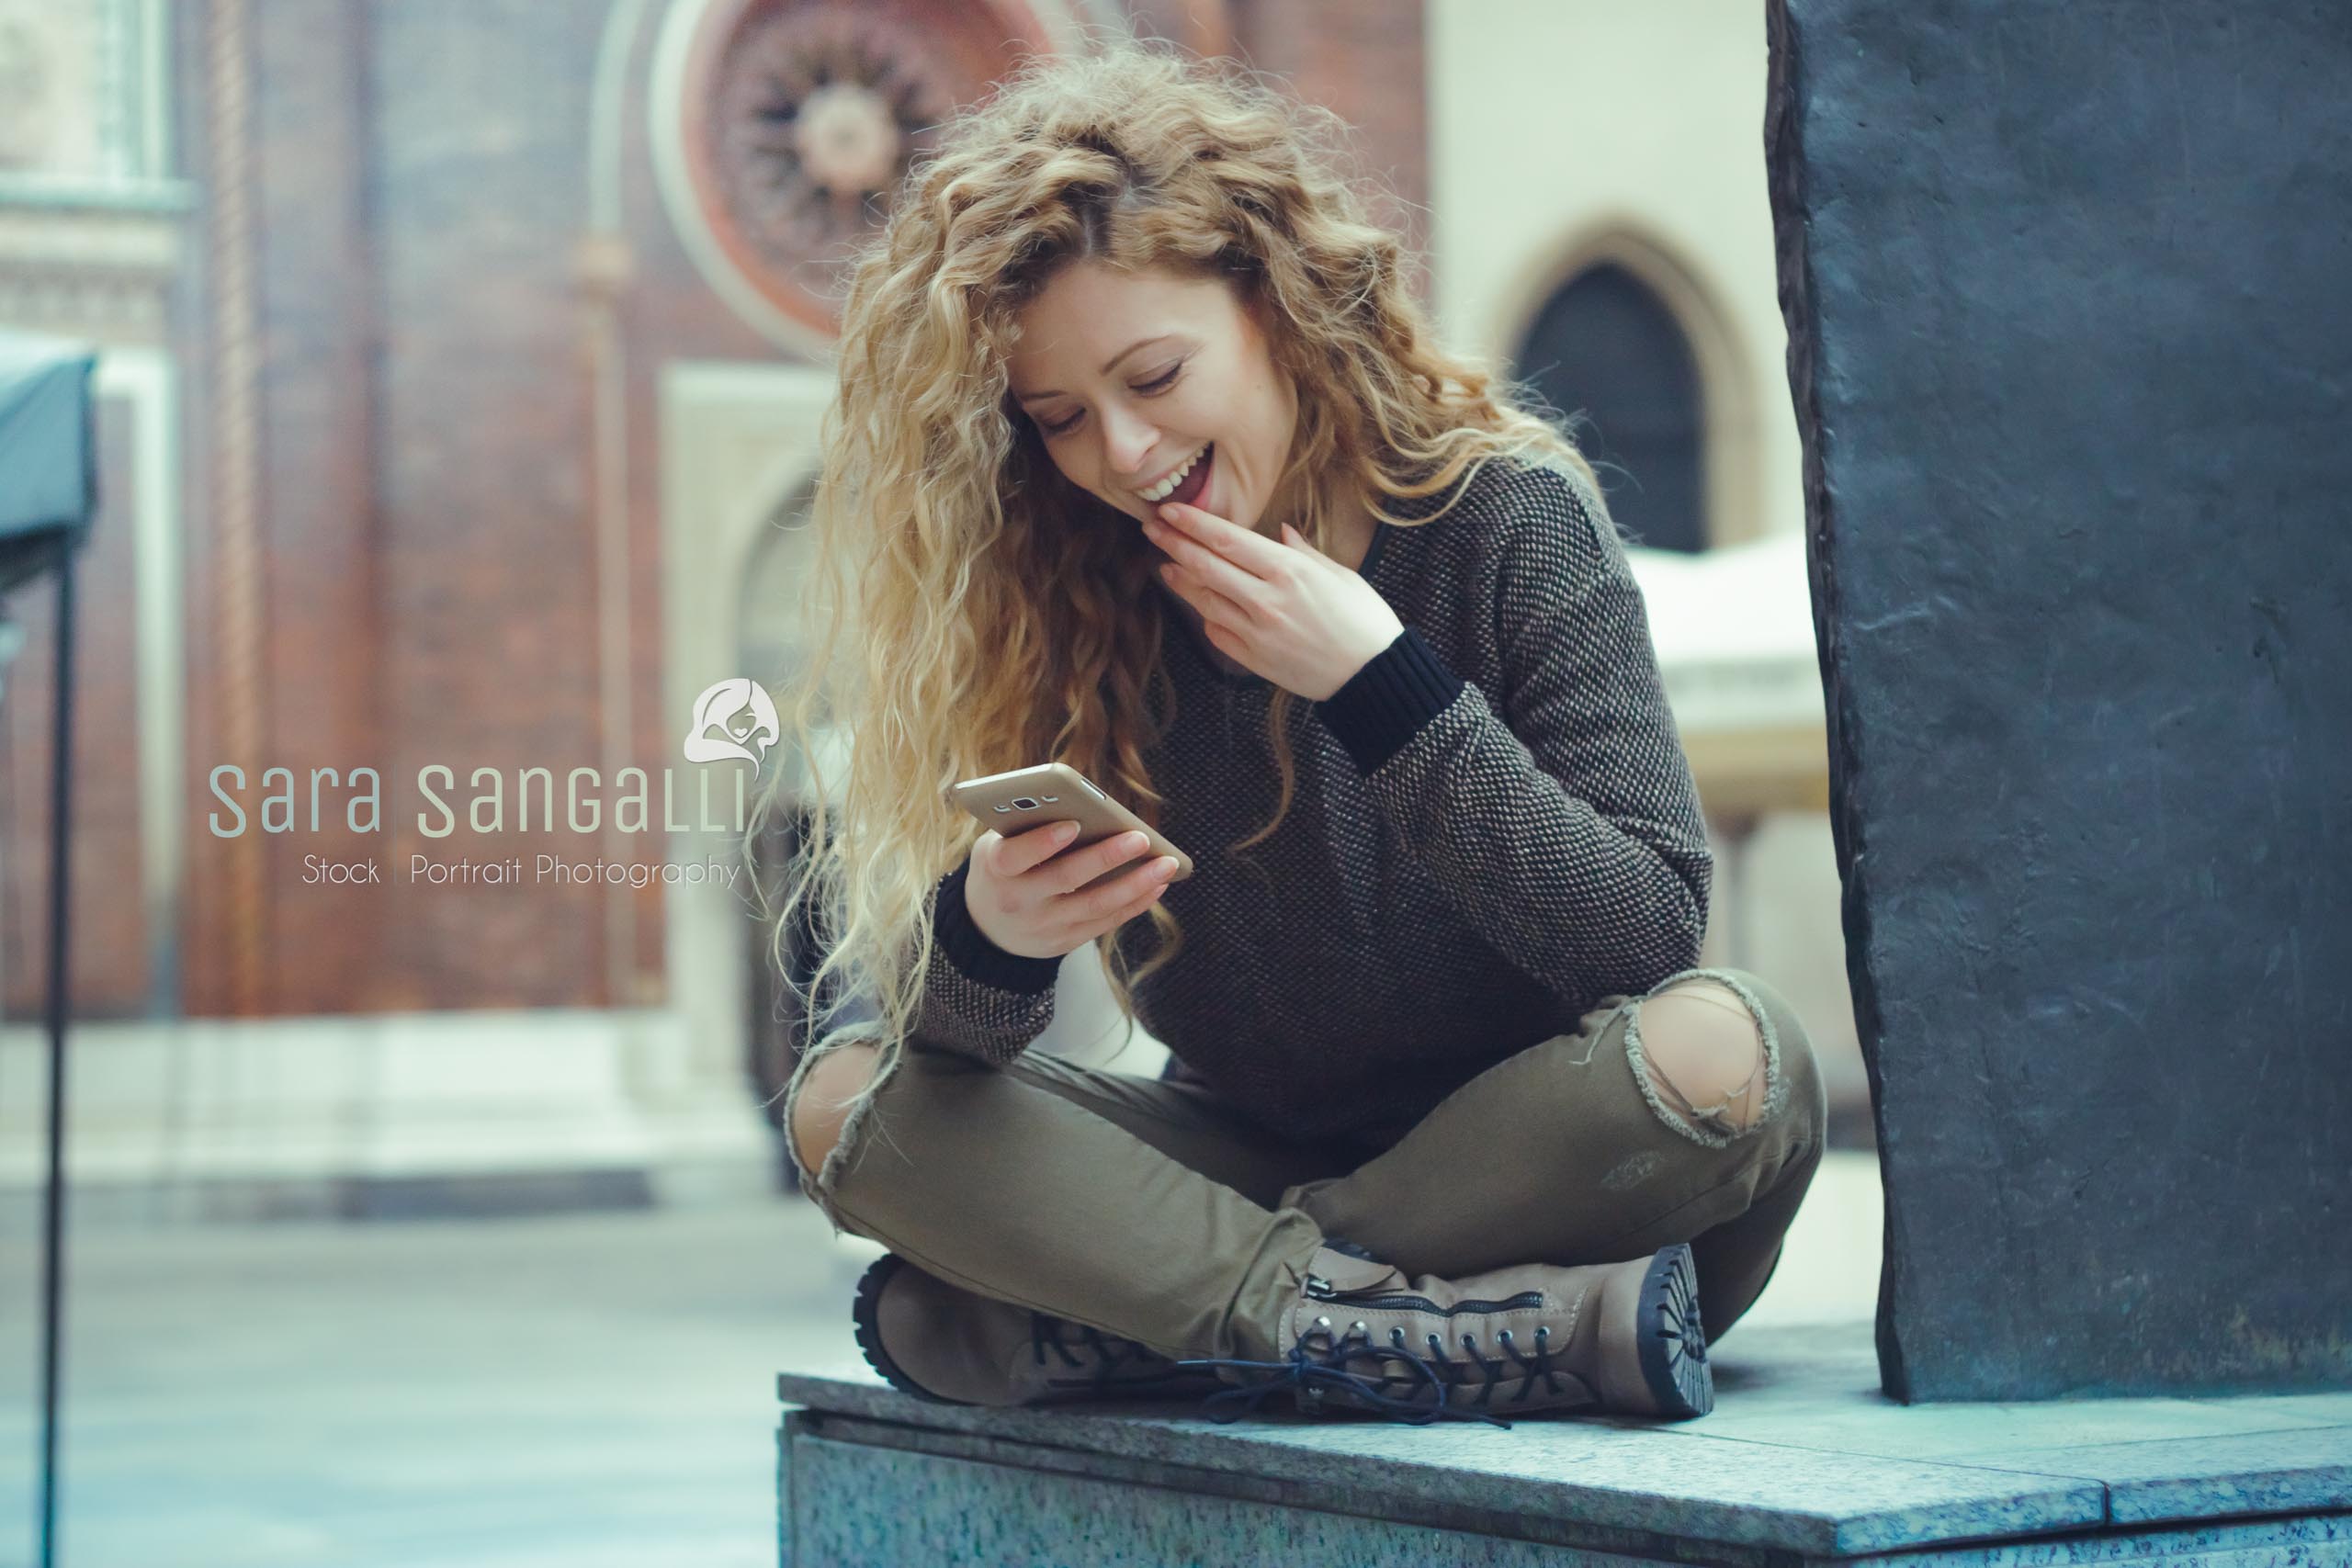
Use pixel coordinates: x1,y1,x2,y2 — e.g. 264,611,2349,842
1142,502,1404,701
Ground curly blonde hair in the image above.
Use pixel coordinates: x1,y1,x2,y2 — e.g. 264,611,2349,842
751,43,1594,1143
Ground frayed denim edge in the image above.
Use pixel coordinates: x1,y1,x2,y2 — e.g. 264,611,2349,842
1620,965,1787,1150
781,1043,892,1239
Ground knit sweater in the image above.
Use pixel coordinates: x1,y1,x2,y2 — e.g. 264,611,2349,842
920,453,1713,1146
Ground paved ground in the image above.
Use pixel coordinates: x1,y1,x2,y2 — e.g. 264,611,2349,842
0,1154,1882,1567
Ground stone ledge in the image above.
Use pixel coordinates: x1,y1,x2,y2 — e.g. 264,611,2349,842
775,1322,2352,1565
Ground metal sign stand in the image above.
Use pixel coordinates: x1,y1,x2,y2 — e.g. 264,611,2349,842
33,549,77,1568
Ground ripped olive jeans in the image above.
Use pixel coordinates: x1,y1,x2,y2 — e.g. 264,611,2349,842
784,966,1826,1365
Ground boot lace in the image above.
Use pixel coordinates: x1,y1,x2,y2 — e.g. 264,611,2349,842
1387,1324,1577,1414
1174,1322,1528,1429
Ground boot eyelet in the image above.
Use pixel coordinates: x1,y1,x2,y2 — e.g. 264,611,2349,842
1350,1321,1368,1335
1314,1314,1332,1329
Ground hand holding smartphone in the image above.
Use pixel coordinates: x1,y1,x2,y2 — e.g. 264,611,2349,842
948,763,1191,960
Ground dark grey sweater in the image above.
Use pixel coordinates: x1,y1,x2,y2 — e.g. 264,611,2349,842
921,454,1713,1145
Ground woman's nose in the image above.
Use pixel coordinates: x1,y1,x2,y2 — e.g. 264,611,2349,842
1098,404,1160,479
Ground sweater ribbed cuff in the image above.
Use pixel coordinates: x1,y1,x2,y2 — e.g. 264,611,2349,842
1316,626,1466,774
933,859,1062,994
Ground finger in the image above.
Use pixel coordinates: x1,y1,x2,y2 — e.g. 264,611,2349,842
1159,563,1251,628
1158,502,1293,577
1080,877,1170,939
992,818,1080,877
1279,521,1329,563
1147,515,1273,613
1043,829,1153,896
1200,619,1249,660
1071,853,1181,925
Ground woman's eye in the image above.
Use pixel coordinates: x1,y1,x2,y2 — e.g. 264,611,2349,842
1032,363,1181,438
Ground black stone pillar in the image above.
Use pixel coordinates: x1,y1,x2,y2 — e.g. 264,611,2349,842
1768,0,2352,1402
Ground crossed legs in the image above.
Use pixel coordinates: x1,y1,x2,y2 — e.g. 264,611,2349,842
787,967,1826,1360
1276,969,1826,1338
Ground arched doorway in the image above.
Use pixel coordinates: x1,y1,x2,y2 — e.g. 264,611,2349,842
1514,260,1707,554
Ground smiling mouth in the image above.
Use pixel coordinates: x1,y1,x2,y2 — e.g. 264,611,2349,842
1141,442,1214,511
1138,442,1213,502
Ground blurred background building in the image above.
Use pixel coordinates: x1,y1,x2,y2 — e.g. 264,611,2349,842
0,0,1859,1224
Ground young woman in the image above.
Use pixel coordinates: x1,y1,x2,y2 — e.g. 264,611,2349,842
762,47,1825,1427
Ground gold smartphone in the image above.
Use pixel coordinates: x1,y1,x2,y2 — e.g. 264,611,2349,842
947,762,1193,892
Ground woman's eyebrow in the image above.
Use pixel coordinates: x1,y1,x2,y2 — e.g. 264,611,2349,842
1012,334,1179,403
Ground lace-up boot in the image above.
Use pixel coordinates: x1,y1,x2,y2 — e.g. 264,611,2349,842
852,1253,1228,1407
1178,1241,1712,1427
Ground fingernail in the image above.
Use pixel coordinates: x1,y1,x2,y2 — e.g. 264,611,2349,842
1158,504,1179,522
1154,855,1179,875
1126,831,1149,851
1056,821,1079,840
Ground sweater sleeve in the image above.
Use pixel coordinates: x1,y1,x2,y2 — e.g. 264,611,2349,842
913,858,1062,1066
1315,468,1712,1006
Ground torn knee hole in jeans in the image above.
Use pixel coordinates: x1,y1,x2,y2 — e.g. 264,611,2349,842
1622,969,1786,1149
784,1047,899,1236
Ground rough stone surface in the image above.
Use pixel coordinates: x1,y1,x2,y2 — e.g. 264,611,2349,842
1766,0,2352,1401
776,1319,2352,1562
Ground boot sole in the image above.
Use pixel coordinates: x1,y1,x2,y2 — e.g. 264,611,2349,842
1636,1243,1713,1418
850,1253,963,1405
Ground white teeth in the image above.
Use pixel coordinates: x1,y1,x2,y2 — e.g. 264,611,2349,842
1140,445,1207,502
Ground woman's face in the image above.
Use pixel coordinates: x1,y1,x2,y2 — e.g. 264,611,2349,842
1005,261,1298,534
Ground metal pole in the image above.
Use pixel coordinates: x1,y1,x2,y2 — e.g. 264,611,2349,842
39,547,78,1568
